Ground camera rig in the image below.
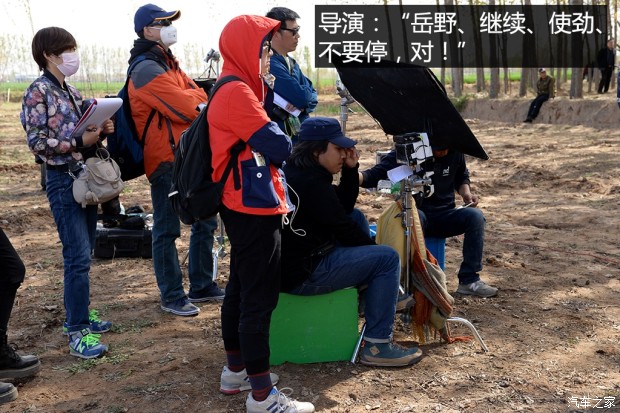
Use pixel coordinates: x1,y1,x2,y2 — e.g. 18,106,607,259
393,131,435,198
204,48,221,78
193,48,221,97
336,78,355,134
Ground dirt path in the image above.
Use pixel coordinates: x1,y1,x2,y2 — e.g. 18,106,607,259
1,100,619,412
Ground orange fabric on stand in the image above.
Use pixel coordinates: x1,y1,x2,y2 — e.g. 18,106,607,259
377,201,473,344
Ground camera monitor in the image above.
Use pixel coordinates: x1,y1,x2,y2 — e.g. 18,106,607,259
332,57,488,161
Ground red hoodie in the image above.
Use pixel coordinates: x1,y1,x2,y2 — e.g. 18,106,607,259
208,15,292,215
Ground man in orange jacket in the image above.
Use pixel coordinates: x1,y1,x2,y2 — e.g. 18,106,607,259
129,4,224,316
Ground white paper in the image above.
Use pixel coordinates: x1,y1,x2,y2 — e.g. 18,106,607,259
71,97,123,138
273,93,301,117
387,165,414,183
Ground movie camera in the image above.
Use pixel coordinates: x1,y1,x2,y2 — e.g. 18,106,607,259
193,48,221,96
393,131,435,198
204,49,221,74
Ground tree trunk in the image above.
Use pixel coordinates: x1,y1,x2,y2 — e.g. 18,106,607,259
519,67,528,97
488,0,500,98
446,0,462,97
569,0,584,98
519,0,534,97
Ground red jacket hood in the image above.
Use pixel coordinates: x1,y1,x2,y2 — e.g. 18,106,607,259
219,15,280,100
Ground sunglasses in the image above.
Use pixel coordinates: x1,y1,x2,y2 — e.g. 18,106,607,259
280,26,300,36
149,19,172,27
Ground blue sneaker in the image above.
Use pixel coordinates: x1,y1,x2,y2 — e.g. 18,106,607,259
188,282,225,303
359,340,423,367
160,296,200,316
62,309,112,335
68,329,108,359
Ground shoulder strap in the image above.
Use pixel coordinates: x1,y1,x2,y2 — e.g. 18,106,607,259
126,55,167,145
206,75,245,189
127,54,168,77
207,75,242,108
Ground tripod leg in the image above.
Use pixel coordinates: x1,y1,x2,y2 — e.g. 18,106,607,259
181,251,189,266
350,322,367,363
446,317,489,352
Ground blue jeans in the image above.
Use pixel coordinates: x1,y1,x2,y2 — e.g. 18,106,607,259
418,207,485,284
349,208,370,237
289,208,399,341
150,171,217,303
46,168,97,332
289,245,400,341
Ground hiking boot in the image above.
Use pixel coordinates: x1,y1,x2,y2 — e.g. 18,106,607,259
456,280,498,298
0,335,41,379
359,340,423,367
0,382,17,405
68,329,108,359
160,296,199,316
220,366,280,395
62,309,112,335
188,282,225,303
246,386,315,413
523,118,532,123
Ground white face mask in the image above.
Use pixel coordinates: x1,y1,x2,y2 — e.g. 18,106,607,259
56,51,80,77
152,25,177,47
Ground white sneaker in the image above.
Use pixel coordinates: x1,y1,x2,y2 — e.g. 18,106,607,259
220,366,279,395
246,386,315,413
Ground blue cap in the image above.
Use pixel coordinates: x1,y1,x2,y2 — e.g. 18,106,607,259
134,4,181,33
299,117,357,148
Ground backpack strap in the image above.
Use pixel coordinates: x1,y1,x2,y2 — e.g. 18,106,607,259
222,141,246,191
208,75,247,190
206,75,243,110
127,55,168,147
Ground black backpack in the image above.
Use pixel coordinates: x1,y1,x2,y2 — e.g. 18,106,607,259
168,75,245,225
106,56,166,181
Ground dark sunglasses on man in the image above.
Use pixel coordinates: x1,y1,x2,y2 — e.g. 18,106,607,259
149,19,172,27
280,26,300,36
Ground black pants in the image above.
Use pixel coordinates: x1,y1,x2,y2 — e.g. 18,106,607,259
0,229,25,333
219,207,282,375
598,67,613,93
527,93,549,120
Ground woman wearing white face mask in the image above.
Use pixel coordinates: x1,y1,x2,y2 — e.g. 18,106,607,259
20,27,114,359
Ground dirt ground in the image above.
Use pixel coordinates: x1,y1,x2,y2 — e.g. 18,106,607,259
0,91,619,413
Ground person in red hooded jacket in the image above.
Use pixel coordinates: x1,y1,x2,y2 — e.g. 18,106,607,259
209,15,314,413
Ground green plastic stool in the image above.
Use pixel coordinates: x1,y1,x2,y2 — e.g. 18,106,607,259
269,288,360,365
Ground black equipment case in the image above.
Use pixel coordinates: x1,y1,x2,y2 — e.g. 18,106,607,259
94,226,152,259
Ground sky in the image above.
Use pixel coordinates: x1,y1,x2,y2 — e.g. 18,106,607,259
0,0,335,59
3,0,592,77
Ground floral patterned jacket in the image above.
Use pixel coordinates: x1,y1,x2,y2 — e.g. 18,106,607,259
20,70,92,166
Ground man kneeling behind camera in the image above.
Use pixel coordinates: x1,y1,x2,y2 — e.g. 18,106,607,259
281,117,422,367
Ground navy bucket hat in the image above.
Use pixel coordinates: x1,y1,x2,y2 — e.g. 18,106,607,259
299,117,357,148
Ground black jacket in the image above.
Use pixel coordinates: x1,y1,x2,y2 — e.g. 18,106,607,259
281,163,374,291
597,46,615,70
